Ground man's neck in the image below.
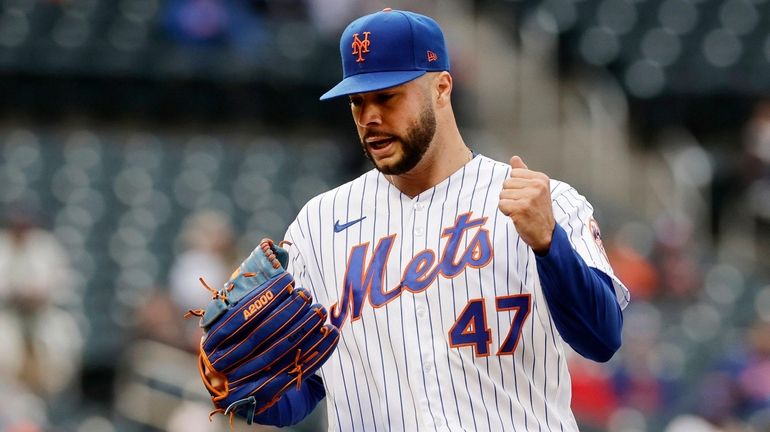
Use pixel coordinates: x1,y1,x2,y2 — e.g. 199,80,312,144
388,134,471,198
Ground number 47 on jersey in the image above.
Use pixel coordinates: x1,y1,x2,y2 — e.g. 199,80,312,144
448,294,532,357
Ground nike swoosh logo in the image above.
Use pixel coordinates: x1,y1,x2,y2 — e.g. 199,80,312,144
334,216,366,233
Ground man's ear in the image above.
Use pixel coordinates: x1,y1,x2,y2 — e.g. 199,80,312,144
435,71,453,107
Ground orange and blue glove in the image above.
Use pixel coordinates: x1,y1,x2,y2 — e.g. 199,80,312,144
187,239,339,425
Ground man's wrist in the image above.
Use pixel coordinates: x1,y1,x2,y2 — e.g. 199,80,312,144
531,225,556,256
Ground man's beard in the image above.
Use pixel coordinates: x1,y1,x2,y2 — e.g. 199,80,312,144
362,105,437,175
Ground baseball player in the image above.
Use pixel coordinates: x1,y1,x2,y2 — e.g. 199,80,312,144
193,8,629,431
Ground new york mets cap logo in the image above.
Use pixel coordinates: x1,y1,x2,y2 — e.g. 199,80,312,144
351,32,371,63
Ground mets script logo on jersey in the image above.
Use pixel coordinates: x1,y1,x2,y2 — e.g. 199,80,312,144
351,32,371,63
330,212,493,328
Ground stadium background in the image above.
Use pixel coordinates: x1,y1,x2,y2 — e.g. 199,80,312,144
1,0,769,431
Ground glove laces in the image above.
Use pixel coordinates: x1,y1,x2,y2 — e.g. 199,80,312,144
183,277,234,319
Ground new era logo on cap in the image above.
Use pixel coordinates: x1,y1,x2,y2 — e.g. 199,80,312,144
320,8,450,100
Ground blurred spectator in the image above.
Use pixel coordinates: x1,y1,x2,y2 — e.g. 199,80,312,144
743,100,770,258
133,287,188,349
734,320,770,417
164,0,230,45
743,100,770,178
162,0,315,49
226,0,270,55
606,224,660,301
610,302,676,421
0,379,48,432
570,354,619,429
167,209,238,350
653,212,703,299
571,299,682,430
306,0,362,36
0,203,83,398
664,414,718,432
697,319,770,428
166,401,222,432
706,100,770,246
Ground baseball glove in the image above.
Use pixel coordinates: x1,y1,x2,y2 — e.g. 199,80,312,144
186,239,339,424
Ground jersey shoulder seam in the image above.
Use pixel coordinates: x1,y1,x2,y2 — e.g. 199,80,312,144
549,178,573,201
295,170,375,216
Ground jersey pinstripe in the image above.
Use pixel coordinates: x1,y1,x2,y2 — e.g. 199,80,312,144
283,154,629,431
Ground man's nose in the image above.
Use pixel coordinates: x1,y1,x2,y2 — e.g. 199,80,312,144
356,103,382,127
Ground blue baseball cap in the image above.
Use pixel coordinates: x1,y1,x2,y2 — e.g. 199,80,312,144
320,8,450,101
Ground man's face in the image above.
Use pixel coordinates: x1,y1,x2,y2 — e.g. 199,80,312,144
350,78,437,175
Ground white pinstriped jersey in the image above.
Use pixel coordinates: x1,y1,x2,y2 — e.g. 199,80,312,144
283,154,629,431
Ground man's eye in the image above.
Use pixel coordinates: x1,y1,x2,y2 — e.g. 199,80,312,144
349,97,362,106
377,94,394,103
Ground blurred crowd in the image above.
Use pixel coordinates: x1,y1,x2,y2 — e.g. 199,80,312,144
162,0,377,46
1,1,770,432
565,98,770,432
0,203,82,431
0,198,319,431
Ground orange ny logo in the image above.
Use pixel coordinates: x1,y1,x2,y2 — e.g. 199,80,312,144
351,32,371,63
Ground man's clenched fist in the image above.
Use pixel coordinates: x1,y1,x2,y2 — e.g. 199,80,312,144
498,156,556,255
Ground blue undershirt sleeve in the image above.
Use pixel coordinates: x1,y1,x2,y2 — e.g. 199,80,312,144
251,375,326,426
535,224,624,362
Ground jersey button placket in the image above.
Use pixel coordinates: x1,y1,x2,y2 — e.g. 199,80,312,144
416,298,441,428
413,199,426,237
413,196,445,429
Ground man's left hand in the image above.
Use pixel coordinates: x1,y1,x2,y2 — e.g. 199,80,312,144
498,156,556,255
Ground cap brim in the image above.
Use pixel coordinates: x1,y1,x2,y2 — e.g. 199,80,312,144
319,70,427,100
